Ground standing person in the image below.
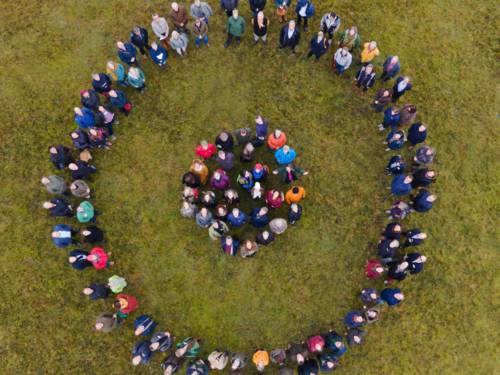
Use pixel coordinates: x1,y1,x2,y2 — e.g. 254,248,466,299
181,201,197,219
338,26,361,52
288,203,302,224
279,20,300,54
402,228,427,247
267,129,287,150
191,18,210,48
68,249,92,270
190,0,213,24
114,293,139,318
43,197,73,217
410,189,437,213
252,11,269,46
392,76,412,102
134,315,157,336
252,350,270,372
399,104,418,126
233,127,252,145
116,41,138,66
80,89,101,110
381,55,400,81
70,179,91,199
76,200,96,223
74,106,95,129
256,230,275,245
250,207,270,227
225,9,246,48
149,42,168,67
149,331,173,352
265,189,284,208
295,0,315,32
130,26,150,59
88,247,113,270
81,225,104,244
97,105,117,140
48,145,73,170
68,160,97,180
83,283,111,301
221,0,239,17
196,207,213,228
41,175,68,195
215,131,235,150
360,41,379,64
407,123,427,149
131,340,153,366
380,288,404,306
170,30,189,56
249,0,267,15
189,159,209,184
411,168,436,188
386,154,406,176
240,240,259,258
372,88,393,112
51,224,76,248
385,129,406,151
208,220,229,240
196,140,217,159
126,66,146,92
169,2,189,34
216,150,235,170
404,252,427,274
306,31,328,60
413,146,436,166
355,63,376,91
275,0,291,23
108,275,128,294
275,145,297,165
320,12,341,42
255,114,268,144
151,13,170,49
252,163,269,182
298,359,319,375
70,130,90,150
227,208,247,227
378,106,400,131
364,258,385,279
106,61,127,87
95,313,118,333
285,186,306,204
221,235,240,256
108,89,132,116
91,73,112,96
211,169,230,190
333,46,352,75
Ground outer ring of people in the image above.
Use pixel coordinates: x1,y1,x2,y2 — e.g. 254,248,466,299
42,1,437,374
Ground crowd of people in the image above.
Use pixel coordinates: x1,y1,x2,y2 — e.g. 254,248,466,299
182,124,309,257
42,1,438,374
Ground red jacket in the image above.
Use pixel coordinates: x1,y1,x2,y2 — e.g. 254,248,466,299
116,294,139,314
89,247,109,270
265,190,284,209
365,259,384,279
195,143,217,159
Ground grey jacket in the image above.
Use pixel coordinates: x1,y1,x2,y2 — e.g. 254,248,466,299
151,17,169,39
190,2,213,20
45,175,68,194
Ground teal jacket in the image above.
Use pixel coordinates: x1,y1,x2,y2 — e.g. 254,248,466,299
126,69,145,88
227,16,246,37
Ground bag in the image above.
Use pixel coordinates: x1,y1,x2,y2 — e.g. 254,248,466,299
123,102,133,113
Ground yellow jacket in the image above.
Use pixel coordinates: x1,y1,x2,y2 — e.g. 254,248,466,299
361,43,380,63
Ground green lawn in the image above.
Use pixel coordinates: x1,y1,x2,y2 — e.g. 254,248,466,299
0,0,498,374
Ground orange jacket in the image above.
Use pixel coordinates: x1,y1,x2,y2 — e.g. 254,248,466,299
285,186,306,204
267,132,287,150
189,159,209,184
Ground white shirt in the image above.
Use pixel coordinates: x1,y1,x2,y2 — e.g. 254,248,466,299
397,80,408,92
58,230,71,238
287,28,294,39
299,4,307,17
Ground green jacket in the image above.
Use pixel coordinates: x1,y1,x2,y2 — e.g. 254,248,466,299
76,201,94,223
339,30,361,51
227,16,246,37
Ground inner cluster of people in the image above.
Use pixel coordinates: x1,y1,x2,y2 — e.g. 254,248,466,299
41,1,439,374
182,122,309,257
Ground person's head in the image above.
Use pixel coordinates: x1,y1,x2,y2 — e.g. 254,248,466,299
364,64,374,74
257,362,265,372
232,208,240,216
217,150,226,159
82,229,91,236
219,131,228,142
262,231,269,240
426,170,436,179
74,107,83,116
257,11,264,20
291,203,298,213
68,256,77,263
116,297,128,310
394,292,404,301
428,194,437,202
403,76,411,84
42,201,54,209
232,8,238,18
369,41,377,49
164,364,175,375
132,355,142,366
419,124,427,132
68,163,78,170
89,128,98,136
171,2,179,11
213,171,221,180
83,287,94,295
231,358,241,370
48,146,58,154
109,90,117,97
92,73,100,81
317,31,324,40
272,190,280,199
244,170,251,178
349,26,357,36
151,41,158,50
341,46,349,55
315,343,323,352
389,239,399,248
255,115,263,123
116,41,125,50
227,189,234,198
382,89,390,97
296,353,304,365
171,30,179,39
106,61,116,70
404,175,413,184
152,13,160,21
399,261,409,271
128,67,139,78
200,207,208,217
81,90,89,98
245,240,253,249
274,129,282,138
133,26,141,35
254,163,263,171
258,207,268,216
391,55,399,64
288,20,296,30
417,255,428,263
225,236,233,245
292,187,299,194
375,266,384,274
353,315,364,323
369,291,378,300
193,160,203,170
283,145,290,153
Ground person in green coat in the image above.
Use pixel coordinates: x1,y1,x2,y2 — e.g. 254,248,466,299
175,337,201,358
108,275,127,293
76,200,95,223
338,26,361,52
126,66,146,92
225,9,246,48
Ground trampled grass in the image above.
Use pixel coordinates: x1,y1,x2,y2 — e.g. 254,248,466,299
0,0,498,374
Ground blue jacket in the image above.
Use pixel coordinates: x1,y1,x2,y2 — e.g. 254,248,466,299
309,36,328,56
319,353,338,372
50,145,73,169
391,174,411,196
87,283,111,300
356,67,376,89
227,211,247,227
92,74,112,93
149,46,168,65
382,56,400,78
405,252,425,274
288,204,302,222
150,332,173,352
255,119,268,139
412,189,433,212
49,197,73,217
134,315,157,336
52,224,73,248
74,108,95,129
381,288,402,306
69,249,92,270
252,167,267,181
275,147,296,165
130,27,149,48
132,340,153,364
250,208,270,227
279,25,300,47
118,43,137,65
386,130,405,150
405,228,424,246
393,76,413,96
186,360,209,375
109,90,128,109
360,288,382,304
295,0,315,17
71,160,96,180
324,331,347,356
72,129,90,149
386,155,405,175
343,310,365,328
275,0,291,6
383,107,400,129
298,359,319,375
407,122,427,146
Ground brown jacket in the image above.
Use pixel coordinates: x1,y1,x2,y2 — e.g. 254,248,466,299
399,104,418,126
191,20,208,37
169,7,188,27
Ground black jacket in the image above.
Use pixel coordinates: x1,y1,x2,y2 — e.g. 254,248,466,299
81,89,101,110
280,25,300,48
92,74,112,94
256,231,275,245
249,0,266,12
221,0,238,11
130,27,149,48
50,145,73,169
83,225,104,243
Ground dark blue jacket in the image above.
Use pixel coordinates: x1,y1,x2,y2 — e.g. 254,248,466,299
130,27,149,49
255,119,268,139
250,208,270,227
279,25,300,47
255,230,275,245
382,107,400,129
377,238,398,261
109,90,128,109
87,283,111,300
81,89,101,110
221,0,239,11
404,228,424,246
50,145,73,169
295,0,315,17
382,56,400,78
150,332,173,352
387,261,408,281
405,252,425,274
249,0,266,12
412,189,433,212
381,288,402,306
69,249,92,270
360,288,382,304
393,76,413,97
407,122,427,146
298,359,319,375
71,160,96,180
227,211,247,227
382,222,402,239
118,43,137,65
74,108,95,129
309,36,328,56
134,315,157,336
132,340,153,364
412,168,434,188
288,204,302,222
343,310,365,328
324,331,347,357
49,197,73,217
386,155,405,175
92,74,112,94
386,130,405,150
391,174,412,196
356,67,376,89
275,0,291,6
149,45,168,65
71,129,90,149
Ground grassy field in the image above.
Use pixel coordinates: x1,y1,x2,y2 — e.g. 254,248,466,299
0,0,498,374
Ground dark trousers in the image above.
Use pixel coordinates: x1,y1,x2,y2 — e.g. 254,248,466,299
297,15,308,28
307,50,324,60
225,33,241,46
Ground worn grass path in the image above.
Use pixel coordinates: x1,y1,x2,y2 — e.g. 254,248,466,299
0,0,498,374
